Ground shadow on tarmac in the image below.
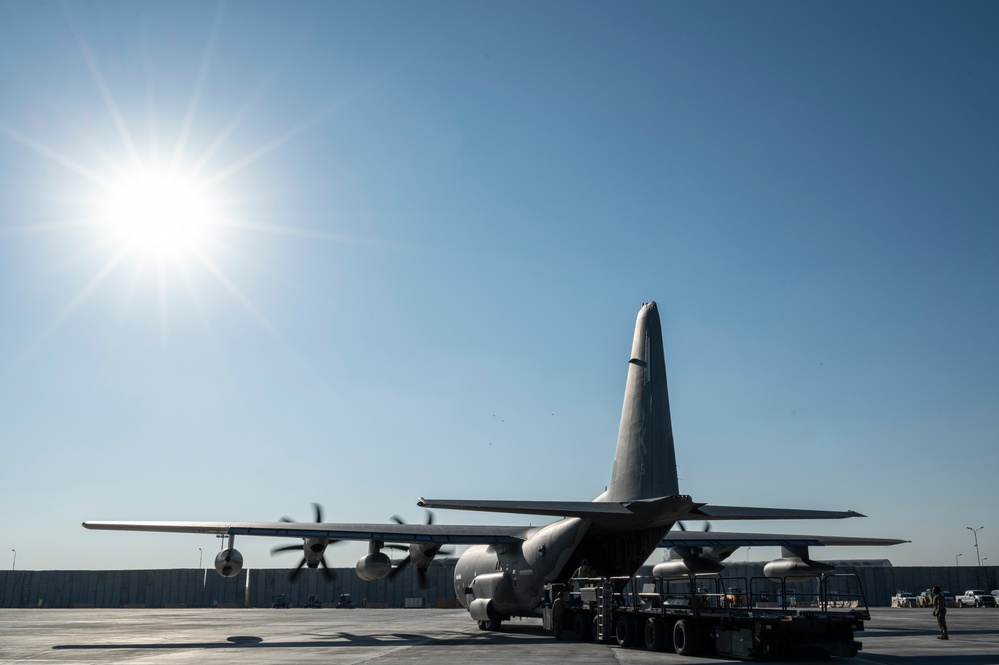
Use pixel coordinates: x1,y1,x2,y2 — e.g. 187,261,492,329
859,658,999,665
54,626,551,651
859,629,981,638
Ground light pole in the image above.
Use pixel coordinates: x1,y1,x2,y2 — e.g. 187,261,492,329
199,548,203,570
956,553,962,567
967,526,984,567
10,549,14,571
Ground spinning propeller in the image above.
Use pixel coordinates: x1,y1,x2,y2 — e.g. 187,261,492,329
385,511,453,588
270,503,338,582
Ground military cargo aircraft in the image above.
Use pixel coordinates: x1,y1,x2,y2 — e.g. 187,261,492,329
84,301,904,629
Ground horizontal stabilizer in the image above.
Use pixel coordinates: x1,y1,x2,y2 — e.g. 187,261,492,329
418,496,703,527
660,530,908,548
685,505,866,520
419,498,630,517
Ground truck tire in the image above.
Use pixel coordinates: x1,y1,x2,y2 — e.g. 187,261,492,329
644,617,666,651
615,616,638,648
572,613,591,641
673,619,701,656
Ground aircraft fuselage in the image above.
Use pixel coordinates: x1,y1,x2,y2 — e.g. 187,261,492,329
454,516,673,617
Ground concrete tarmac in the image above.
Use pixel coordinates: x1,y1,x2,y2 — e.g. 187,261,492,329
2,608,997,664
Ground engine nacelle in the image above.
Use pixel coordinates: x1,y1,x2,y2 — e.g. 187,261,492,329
302,538,329,567
763,556,834,580
409,542,443,569
355,552,392,581
763,546,834,581
214,548,243,578
653,556,725,579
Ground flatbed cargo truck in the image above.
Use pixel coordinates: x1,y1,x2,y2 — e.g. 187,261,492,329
542,572,870,660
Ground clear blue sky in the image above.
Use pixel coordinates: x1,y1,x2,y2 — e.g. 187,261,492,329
1,1,996,573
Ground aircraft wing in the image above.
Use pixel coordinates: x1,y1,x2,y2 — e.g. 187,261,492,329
660,531,908,548
82,520,530,545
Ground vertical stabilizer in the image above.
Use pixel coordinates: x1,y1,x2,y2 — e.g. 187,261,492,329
603,302,679,502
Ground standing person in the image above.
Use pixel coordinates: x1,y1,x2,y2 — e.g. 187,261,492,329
931,586,949,640
573,559,597,580
551,590,566,640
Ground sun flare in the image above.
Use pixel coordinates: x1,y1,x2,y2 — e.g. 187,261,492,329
0,12,352,355
100,168,220,260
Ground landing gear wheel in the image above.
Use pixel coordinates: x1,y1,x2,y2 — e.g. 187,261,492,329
673,618,701,656
484,617,503,631
477,620,487,630
644,617,666,651
615,616,638,648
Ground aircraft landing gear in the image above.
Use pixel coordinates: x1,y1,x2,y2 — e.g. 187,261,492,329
477,618,503,631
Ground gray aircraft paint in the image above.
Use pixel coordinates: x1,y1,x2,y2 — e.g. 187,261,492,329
604,301,679,503
454,302,677,618
85,300,905,627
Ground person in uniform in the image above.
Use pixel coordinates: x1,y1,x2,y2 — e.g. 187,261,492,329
573,559,597,580
931,586,948,640
551,590,565,640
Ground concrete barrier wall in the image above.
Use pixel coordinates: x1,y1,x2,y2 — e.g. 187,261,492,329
0,561,459,609
1,563,995,609
685,562,998,607
0,569,248,608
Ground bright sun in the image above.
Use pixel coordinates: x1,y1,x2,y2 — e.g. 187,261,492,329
0,13,351,354
101,168,219,260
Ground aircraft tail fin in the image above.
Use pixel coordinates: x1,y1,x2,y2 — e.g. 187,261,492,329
603,302,679,502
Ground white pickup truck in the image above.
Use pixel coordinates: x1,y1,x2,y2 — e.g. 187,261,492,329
917,589,954,607
957,590,996,607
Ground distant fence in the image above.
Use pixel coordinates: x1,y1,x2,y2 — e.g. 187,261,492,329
1,563,995,609
0,561,459,609
693,563,998,609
